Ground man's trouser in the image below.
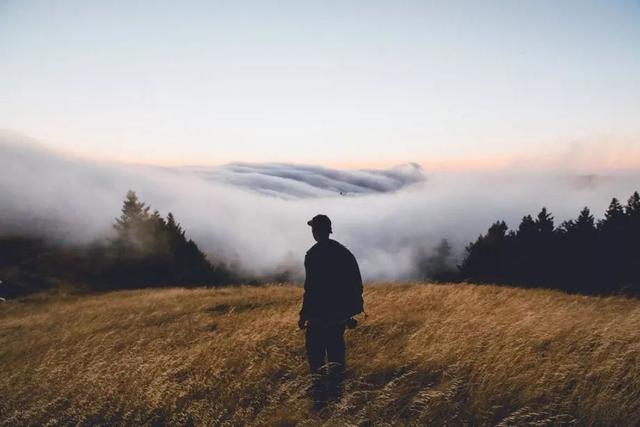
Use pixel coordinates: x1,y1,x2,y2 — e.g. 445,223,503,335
305,322,346,403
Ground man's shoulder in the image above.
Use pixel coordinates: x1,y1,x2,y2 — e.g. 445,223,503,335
329,239,355,257
305,243,321,259
306,240,350,254
306,242,320,253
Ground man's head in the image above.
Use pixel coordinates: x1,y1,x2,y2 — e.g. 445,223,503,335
307,214,332,243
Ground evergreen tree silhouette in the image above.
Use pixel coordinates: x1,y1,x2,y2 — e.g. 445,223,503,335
166,213,184,240
511,215,538,286
626,191,640,217
601,197,625,225
597,198,627,290
460,221,509,283
461,192,640,294
559,207,597,292
104,191,231,288
518,215,537,236
417,238,458,282
576,207,596,231
163,211,218,283
113,190,151,253
535,207,554,234
533,207,556,285
622,192,640,290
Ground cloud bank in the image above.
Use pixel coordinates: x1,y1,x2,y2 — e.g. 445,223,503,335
185,162,426,199
1,131,639,281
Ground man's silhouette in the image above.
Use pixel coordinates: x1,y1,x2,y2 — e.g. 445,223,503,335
299,214,364,409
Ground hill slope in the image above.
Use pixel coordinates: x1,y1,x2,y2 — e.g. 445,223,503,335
1,284,639,425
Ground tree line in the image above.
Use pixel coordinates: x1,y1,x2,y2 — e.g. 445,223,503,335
0,191,233,297
2,189,640,298
105,190,231,287
459,191,640,294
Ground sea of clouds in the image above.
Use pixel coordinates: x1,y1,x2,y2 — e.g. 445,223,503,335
1,131,639,281
186,162,426,199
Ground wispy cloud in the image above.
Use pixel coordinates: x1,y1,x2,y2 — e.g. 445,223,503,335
187,162,425,199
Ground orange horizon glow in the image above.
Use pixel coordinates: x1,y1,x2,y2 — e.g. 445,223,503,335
6,129,639,173
66,148,640,174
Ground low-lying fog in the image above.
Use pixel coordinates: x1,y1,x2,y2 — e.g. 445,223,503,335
2,132,639,281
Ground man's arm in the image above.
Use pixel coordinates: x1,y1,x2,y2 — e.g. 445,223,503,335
299,253,312,328
353,253,364,313
348,251,364,316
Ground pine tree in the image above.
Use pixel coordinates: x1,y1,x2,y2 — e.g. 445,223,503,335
114,191,150,235
531,207,557,285
561,207,598,292
604,197,628,233
593,197,626,291
460,191,640,295
575,207,596,233
434,238,452,260
535,207,555,234
166,213,185,241
626,191,640,217
148,209,169,255
106,191,229,288
623,192,640,289
509,215,540,285
419,238,457,282
518,215,537,236
487,221,509,242
599,198,625,229
113,190,151,253
460,221,509,283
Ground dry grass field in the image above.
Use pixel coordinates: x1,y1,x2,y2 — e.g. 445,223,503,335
1,283,640,426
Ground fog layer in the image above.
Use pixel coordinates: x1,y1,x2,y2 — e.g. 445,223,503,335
1,132,639,281
186,162,425,199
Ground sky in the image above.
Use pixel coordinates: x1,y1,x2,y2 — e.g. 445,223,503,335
1,0,639,169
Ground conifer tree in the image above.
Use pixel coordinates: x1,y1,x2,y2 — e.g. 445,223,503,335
418,238,458,282
626,191,640,218
113,190,151,253
518,215,537,236
166,213,185,241
511,214,542,286
575,207,596,233
563,207,598,291
114,191,150,234
105,191,230,288
622,192,640,289
460,221,509,283
535,207,554,234
460,192,640,294
608,197,624,216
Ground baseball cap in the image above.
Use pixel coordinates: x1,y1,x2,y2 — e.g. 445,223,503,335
307,214,332,233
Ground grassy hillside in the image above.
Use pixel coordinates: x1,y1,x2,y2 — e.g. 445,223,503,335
1,284,639,426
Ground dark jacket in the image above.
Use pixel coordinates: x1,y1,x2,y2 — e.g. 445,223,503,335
300,239,364,322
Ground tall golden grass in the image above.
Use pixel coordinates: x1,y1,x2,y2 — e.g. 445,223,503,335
1,283,639,425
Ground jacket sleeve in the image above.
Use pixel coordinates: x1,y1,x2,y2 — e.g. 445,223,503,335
299,252,312,320
349,252,364,315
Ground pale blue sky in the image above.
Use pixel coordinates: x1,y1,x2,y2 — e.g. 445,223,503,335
1,1,639,168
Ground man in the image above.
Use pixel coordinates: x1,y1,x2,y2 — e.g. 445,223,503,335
299,214,364,408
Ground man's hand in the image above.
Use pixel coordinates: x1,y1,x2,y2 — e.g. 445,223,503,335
298,317,307,330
